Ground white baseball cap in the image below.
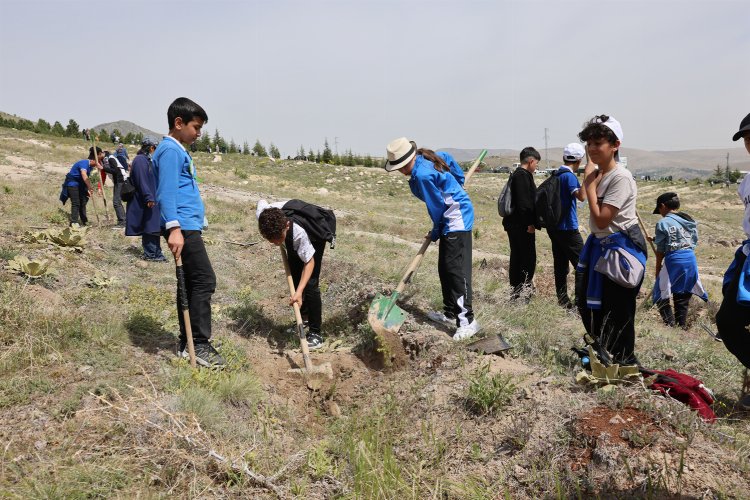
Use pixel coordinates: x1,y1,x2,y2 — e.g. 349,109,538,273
563,143,585,162
595,115,623,142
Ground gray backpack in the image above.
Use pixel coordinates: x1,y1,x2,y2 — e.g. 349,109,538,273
497,171,514,217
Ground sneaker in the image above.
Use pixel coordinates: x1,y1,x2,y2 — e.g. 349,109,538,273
739,393,750,411
307,333,324,351
427,310,456,327
142,255,168,262
179,341,226,367
453,320,480,341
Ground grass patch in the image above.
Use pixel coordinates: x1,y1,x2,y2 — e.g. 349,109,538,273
465,363,517,416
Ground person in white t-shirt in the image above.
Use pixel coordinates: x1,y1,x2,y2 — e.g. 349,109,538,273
575,115,647,366
715,111,750,410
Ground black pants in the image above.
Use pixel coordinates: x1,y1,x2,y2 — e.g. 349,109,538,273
67,185,89,226
656,293,692,328
547,229,584,305
507,227,536,300
172,230,216,344
438,231,474,327
112,181,125,223
715,251,750,368
577,270,641,365
288,240,325,334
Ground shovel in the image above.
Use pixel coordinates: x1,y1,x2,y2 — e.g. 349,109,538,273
368,149,487,338
175,255,197,368
279,246,333,386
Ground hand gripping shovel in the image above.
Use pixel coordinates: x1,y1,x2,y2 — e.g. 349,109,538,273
279,246,333,387
368,149,487,339
175,255,197,368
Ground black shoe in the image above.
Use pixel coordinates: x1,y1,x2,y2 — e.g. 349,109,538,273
307,333,324,351
179,341,225,367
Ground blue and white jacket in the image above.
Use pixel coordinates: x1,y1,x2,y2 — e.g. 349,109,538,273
577,231,647,309
408,152,473,241
153,136,205,231
723,240,750,305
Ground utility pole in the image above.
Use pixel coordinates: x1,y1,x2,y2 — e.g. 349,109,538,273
544,128,550,168
727,152,730,169
334,137,339,156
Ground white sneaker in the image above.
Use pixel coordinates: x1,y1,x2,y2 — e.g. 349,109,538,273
454,320,480,341
427,310,455,326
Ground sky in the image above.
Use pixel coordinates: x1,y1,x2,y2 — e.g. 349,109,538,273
0,0,748,157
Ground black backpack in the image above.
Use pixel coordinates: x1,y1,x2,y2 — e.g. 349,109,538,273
534,169,571,228
283,199,337,249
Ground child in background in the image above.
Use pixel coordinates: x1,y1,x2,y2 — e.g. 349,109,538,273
384,137,479,341
125,136,166,262
651,192,707,328
61,146,103,226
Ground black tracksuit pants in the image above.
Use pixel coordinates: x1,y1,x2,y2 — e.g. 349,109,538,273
547,228,584,305
715,250,750,369
68,185,89,226
576,270,641,366
656,293,692,328
438,231,474,327
288,239,326,335
173,230,216,345
507,226,536,300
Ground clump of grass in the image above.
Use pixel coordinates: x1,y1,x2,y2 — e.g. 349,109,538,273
465,363,516,416
0,246,17,260
178,387,227,430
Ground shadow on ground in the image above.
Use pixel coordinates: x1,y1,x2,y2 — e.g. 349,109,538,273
125,312,177,354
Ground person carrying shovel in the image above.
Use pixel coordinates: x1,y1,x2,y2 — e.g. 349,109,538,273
384,137,479,341
256,199,335,350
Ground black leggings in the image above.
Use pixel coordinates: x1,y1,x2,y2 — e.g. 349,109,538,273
288,240,326,334
715,251,750,368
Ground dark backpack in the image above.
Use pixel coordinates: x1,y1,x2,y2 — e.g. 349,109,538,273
282,199,337,249
497,170,515,217
534,169,570,228
120,177,136,203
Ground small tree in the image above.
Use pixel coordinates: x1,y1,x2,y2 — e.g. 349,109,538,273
242,141,250,155
252,140,267,157
123,132,135,144
315,150,322,163
229,139,237,154
65,119,80,137
308,148,314,161
322,139,332,164
364,154,373,168
98,128,108,141
51,121,65,136
35,118,51,134
134,132,143,145
269,143,281,159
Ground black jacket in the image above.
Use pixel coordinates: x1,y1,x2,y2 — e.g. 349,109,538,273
502,167,537,230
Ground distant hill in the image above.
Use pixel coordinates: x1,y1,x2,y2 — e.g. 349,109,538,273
91,120,161,139
441,146,750,178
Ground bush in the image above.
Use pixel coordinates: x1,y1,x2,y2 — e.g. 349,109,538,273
465,363,516,415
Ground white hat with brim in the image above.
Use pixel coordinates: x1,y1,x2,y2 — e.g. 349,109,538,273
385,137,417,172
596,115,623,142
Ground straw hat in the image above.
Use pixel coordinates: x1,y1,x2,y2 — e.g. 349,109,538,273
385,137,417,171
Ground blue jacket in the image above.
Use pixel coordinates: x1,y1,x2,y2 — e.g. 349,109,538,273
153,136,205,231
125,152,161,236
723,240,750,305
655,212,698,254
577,231,647,309
408,152,473,240
65,159,92,187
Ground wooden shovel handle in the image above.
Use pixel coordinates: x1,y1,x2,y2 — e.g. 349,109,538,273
636,211,657,254
279,245,313,371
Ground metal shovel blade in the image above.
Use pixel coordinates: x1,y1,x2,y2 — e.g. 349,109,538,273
367,292,408,335
467,334,513,355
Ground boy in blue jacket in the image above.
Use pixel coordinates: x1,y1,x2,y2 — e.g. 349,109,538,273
385,137,479,341
651,192,707,328
153,97,223,367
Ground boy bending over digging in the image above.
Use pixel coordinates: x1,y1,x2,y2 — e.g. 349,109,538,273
257,199,336,350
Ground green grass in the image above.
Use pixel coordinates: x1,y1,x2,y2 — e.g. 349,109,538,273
465,363,517,416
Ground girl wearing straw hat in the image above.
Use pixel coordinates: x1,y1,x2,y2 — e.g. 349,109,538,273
385,137,479,341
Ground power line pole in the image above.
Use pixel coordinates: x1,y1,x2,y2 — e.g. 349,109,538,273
334,137,339,156
727,152,730,169
544,128,549,168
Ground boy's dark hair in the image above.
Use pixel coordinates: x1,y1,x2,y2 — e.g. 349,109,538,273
167,97,208,130
520,147,541,164
417,147,449,173
258,207,288,241
578,115,619,145
88,146,102,159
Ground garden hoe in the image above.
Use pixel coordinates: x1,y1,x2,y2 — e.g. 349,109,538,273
175,255,197,368
279,246,333,388
368,149,487,339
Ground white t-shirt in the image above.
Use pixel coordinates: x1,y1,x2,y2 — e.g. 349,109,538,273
737,174,750,238
590,166,638,237
256,199,315,263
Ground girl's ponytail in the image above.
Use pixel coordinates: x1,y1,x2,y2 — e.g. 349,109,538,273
417,148,449,172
